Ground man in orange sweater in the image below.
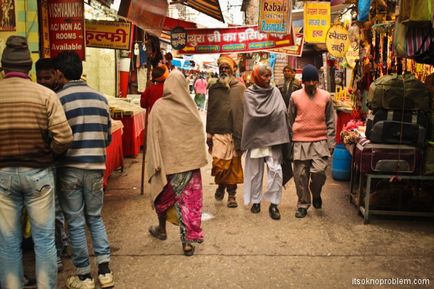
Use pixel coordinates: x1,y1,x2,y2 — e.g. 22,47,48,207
288,64,336,218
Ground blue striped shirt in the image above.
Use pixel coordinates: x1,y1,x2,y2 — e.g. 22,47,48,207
57,81,111,170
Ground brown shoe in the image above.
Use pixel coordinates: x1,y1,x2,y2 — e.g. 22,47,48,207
227,195,238,208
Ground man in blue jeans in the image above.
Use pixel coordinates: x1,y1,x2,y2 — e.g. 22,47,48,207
54,51,113,289
0,35,73,289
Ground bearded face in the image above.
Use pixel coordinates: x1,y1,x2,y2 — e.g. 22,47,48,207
304,80,318,97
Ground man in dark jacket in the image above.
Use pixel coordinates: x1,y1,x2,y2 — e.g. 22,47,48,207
206,55,245,208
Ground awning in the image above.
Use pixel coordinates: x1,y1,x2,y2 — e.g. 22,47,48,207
173,0,225,23
163,16,197,30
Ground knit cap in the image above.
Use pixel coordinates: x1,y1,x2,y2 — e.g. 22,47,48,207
301,64,319,82
1,35,33,72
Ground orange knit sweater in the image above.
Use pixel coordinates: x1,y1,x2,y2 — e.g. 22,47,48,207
291,88,331,142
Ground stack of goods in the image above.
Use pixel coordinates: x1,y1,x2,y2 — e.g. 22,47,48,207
362,73,431,174
108,97,144,118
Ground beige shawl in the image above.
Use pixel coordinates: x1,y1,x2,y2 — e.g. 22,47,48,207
145,70,208,202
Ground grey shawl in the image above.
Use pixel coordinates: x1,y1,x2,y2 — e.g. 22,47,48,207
241,84,290,150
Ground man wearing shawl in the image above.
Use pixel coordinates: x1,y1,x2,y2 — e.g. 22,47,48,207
140,64,168,111
145,70,208,256
206,55,245,208
288,64,336,218
241,64,290,220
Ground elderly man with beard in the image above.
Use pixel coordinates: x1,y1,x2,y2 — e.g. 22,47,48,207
241,64,290,220
206,55,245,208
288,64,336,219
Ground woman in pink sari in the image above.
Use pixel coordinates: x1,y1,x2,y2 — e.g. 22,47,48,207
145,69,208,256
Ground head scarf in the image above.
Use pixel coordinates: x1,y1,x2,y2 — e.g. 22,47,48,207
251,64,271,87
145,70,207,201
218,55,236,71
153,64,169,82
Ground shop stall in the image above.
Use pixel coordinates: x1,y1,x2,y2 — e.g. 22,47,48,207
109,97,146,157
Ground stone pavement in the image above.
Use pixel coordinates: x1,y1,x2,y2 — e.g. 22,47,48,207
50,150,434,289
18,112,432,289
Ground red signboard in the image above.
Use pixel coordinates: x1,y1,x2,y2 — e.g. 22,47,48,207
47,0,85,59
177,26,294,54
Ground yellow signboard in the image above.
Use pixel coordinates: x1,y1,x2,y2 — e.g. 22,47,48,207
326,24,350,58
303,1,330,43
258,0,292,34
86,20,132,50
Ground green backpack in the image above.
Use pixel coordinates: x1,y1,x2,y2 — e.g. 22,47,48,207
368,73,431,111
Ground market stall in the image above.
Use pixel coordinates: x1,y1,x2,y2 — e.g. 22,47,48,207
109,98,146,157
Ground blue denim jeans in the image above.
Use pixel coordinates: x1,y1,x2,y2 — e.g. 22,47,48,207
57,168,110,275
0,167,57,289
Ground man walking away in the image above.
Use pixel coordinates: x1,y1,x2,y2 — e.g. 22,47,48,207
54,51,114,289
288,64,336,218
0,35,73,289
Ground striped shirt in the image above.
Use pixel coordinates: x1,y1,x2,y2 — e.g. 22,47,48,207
0,73,73,168
57,80,112,170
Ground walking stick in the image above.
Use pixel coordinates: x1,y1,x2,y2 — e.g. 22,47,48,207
140,109,148,195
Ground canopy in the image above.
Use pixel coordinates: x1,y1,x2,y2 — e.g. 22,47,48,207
174,0,225,23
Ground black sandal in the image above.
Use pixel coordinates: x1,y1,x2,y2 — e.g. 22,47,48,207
148,226,167,240
182,243,195,256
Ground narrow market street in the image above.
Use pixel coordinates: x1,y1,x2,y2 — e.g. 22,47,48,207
53,111,434,289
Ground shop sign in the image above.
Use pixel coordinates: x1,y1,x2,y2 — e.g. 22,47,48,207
326,24,350,58
345,42,359,68
177,26,294,54
268,32,304,57
47,0,85,59
170,26,187,50
304,1,330,43
86,20,132,50
258,0,292,34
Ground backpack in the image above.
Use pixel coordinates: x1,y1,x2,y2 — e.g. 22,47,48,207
367,73,431,111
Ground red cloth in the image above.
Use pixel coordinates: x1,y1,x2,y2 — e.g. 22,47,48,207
336,110,353,144
115,111,146,157
104,126,124,188
140,82,164,111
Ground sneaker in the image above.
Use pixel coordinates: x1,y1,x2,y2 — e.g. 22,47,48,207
227,195,238,208
98,272,115,288
23,275,37,289
65,275,95,289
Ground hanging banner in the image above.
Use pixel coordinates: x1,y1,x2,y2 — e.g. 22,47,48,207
258,0,292,34
39,0,51,58
118,0,167,37
177,26,294,54
47,0,85,59
304,1,330,43
86,20,132,50
268,33,304,56
326,24,350,57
